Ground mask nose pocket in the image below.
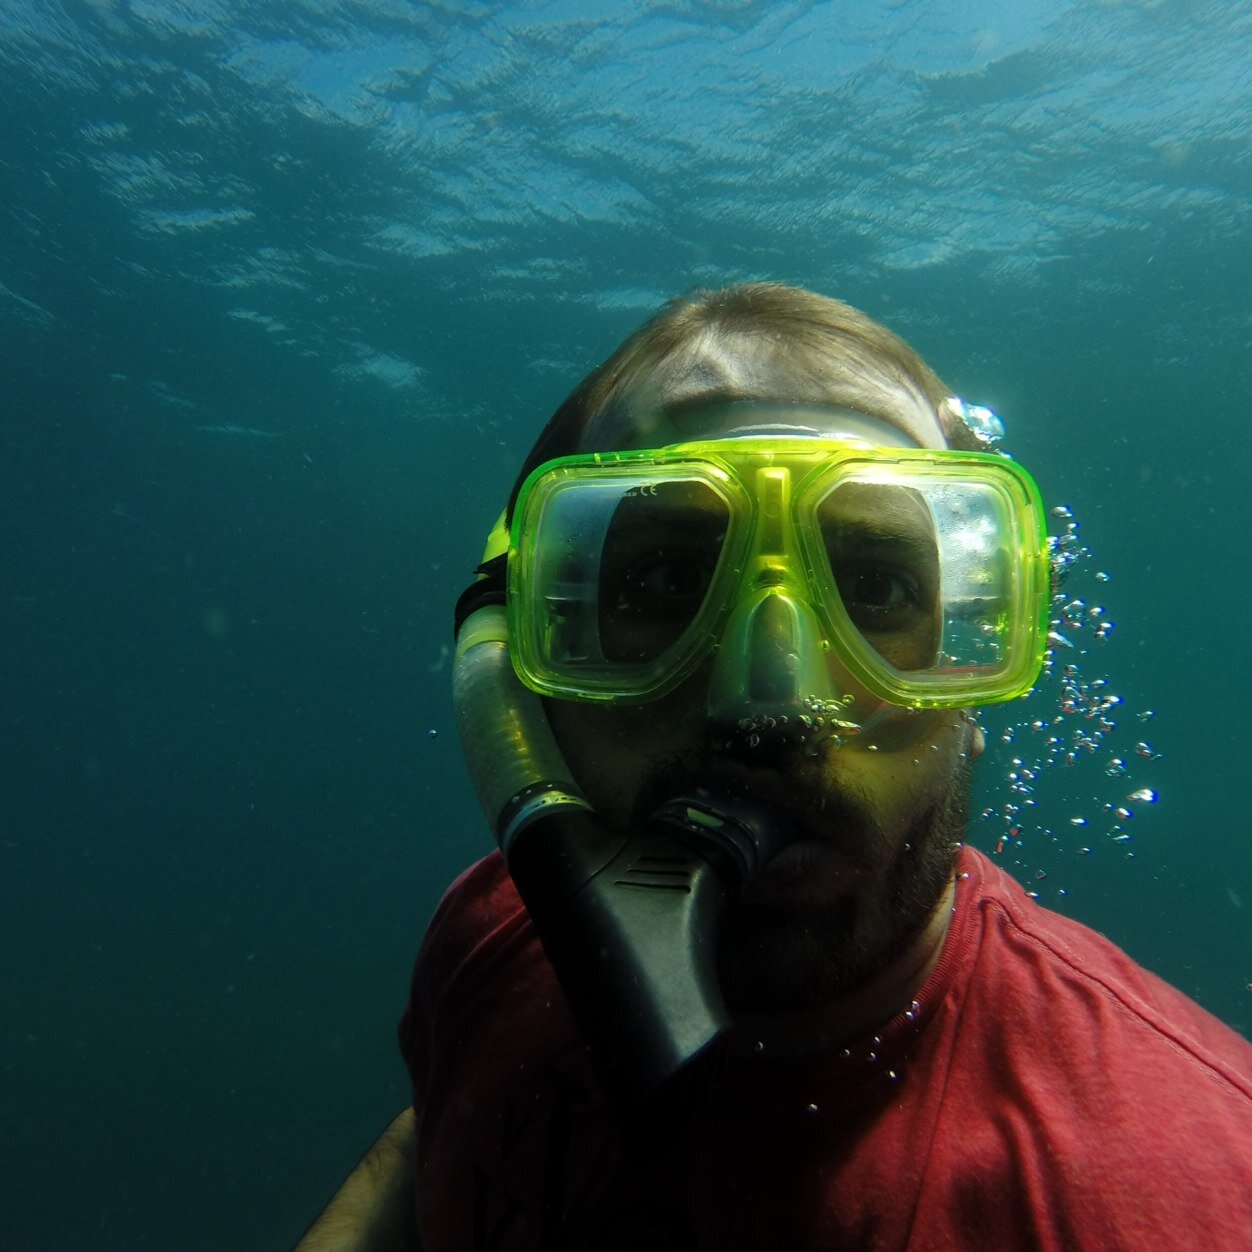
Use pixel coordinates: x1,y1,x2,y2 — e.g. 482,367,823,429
706,586,844,728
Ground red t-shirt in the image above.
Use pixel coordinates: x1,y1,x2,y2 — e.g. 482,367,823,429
400,844,1252,1250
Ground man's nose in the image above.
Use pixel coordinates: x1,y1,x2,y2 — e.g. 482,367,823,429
705,584,845,733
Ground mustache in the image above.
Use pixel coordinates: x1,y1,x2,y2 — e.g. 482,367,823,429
629,741,878,850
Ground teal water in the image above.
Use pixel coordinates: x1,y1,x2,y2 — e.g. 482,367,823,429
2,2,1249,1247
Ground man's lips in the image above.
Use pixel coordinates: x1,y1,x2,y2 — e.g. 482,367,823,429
741,835,864,902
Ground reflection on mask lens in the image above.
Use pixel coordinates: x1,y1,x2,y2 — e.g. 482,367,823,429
816,476,1020,682
818,482,941,672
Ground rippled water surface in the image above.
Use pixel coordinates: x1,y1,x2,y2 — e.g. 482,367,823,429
2,2,1249,1247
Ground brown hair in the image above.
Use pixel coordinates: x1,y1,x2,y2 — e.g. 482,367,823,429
507,282,977,518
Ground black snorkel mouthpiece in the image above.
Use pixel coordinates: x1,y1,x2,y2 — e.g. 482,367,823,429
506,792,789,1117
452,605,790,1123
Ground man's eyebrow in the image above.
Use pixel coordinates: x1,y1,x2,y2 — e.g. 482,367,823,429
823,518,937,554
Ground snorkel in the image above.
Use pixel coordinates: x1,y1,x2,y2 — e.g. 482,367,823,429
453,578,792,1123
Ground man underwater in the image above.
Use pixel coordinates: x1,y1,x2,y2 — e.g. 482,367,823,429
297,283,1252,1251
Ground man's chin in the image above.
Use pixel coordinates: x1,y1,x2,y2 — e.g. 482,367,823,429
718,893,878,1012
718,815,961,1014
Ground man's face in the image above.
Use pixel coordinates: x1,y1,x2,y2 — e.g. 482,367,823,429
542,336,983,1014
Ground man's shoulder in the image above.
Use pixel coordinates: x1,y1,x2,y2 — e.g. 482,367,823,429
919,848,1252,1241
957,844,1252,1099
399,851,554,1087
417,851,528,983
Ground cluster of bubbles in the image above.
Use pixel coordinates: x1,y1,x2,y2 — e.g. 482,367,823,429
719,692,864,755
977,506,1161,898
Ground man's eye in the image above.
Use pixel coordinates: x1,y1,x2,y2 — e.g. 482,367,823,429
623,554,713,607
834,562,923,625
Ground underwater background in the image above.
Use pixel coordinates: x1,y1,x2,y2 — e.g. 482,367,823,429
2,2,1249,1248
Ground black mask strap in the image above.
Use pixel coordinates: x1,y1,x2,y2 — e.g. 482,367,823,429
453,553,507,638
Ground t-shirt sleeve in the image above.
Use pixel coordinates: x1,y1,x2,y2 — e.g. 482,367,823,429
397,851,523,1110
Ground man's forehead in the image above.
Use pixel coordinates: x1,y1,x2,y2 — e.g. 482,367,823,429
578,330,947,452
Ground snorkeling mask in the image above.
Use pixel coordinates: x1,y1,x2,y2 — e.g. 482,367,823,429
508,436,1047,732
452,403,1050,1125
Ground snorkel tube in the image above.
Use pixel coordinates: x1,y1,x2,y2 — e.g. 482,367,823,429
452,590,790,1123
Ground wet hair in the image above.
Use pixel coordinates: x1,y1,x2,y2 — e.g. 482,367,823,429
506,281,977,520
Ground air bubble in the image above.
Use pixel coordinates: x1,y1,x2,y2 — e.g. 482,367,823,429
984,500,1160,866
1128,788,1158,804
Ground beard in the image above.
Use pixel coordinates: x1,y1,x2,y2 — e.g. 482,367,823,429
626,726,976,1016
717,755,972,1013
